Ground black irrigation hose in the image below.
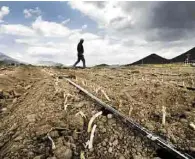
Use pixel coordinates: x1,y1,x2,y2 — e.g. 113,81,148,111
177,85,195,91
64,78,194,159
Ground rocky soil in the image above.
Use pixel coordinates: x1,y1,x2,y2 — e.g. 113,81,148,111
0,65,194,159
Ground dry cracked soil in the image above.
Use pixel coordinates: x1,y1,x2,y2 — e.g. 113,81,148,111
0,65,195,159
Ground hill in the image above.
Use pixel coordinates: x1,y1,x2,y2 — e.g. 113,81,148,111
171,47,195,63
129,53,169,65
94,64,121,69
0,52,20,65
36,60,64,67
94,64,109,68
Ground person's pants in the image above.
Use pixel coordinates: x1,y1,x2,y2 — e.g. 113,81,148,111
73,54,86,68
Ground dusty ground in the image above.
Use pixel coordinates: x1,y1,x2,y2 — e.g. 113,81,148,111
0,65,194,159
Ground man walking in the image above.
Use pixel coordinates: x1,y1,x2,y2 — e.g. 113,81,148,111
73,39,86,68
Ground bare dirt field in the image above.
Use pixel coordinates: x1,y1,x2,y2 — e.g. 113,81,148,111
0,65,194,159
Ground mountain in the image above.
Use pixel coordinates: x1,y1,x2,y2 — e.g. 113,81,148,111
129,53,169,65
37,60,64,67
94,64,109,68
94,64,121,68
0,52,20,65
171,47,195,63
108,64,121,68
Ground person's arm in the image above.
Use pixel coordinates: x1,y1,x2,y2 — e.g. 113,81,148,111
77,44,79,52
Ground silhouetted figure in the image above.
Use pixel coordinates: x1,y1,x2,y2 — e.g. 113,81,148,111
73,39,86,68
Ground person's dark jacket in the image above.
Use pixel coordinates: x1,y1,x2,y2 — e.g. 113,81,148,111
77,42,84,55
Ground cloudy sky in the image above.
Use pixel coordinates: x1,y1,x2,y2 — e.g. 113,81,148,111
0,1,195,66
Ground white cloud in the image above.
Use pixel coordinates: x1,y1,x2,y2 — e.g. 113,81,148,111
0,16,78,38
69,32,99,42
82,24,87,29
0,6,10,22
15,38,39,45
23,7,41,18
0,44,7,48
27,46,63,57
61,18,70,25
82,33,99,40
68,1,133,29
32,16,75,37
0,24,36,36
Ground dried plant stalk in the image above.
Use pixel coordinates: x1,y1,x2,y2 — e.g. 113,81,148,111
47,134,56,150
64,104,71,111
101,89,111,101
128,106,133,117
118,100,122,110
64,96,68,105
76,111,86,119
162,106,166,126
88,124,97,149
92,85,96,92
183,81,185,87
80,151,86,159
189,122,195,130
192,79,194,87
88,111,102,133
82,80,87,86
63,92,66,98
84,80,87,86
63,93,73,110
95,87,101,94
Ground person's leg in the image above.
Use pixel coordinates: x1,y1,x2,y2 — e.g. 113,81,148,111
73,56,81,67
81,55,86,68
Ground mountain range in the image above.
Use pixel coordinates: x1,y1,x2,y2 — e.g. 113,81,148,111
0,52,20,65
0,47,195,66
36,60,64,67
171,47,195,63
126,47,195,66
130,53,168,65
